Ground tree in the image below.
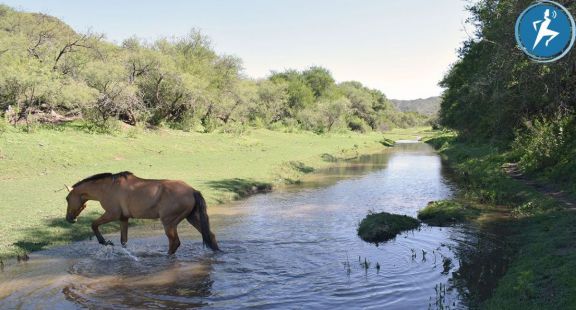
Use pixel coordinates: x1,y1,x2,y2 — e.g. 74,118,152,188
269,70,315,113
319,97,350,131
338,81,378,128
53,30,103,72
302,66,335,98
82,60,142,125
254,80,289,124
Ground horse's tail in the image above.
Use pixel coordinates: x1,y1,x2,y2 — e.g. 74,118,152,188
190,191,220,251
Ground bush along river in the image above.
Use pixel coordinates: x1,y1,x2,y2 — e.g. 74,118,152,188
0,142,511,309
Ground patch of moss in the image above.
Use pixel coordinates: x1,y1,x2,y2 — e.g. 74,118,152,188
417,200,480,226
357,212,420,243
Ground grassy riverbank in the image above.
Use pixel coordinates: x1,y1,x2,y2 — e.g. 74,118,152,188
0,124,431,259
426,133,576,309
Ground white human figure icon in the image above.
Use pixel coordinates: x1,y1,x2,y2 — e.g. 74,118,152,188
532,9,559,49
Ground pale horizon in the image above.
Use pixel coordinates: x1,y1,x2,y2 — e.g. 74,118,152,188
2,0,472,100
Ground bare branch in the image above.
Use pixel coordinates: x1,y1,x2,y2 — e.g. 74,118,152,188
27,28,55,60
53,32,103,71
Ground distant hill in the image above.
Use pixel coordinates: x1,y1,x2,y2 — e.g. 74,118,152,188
390,96,441,116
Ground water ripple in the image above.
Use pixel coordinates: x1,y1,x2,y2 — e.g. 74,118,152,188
0,143,507,309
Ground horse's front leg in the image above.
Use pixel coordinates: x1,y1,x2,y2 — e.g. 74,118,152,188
120,217,129,247
92,212,116,246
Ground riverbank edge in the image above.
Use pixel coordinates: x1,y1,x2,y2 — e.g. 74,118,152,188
425,133,576,309
0,128,429,262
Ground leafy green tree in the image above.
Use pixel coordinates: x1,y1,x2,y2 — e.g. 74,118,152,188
338,81,378,128
319,97,350,131
82,60,142,125
253,80,289,125
302,66,335,98
270,70,315,113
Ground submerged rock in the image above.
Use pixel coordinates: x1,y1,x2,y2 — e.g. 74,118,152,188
357,212,420,244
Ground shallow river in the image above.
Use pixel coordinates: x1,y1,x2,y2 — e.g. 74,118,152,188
0,142,509,309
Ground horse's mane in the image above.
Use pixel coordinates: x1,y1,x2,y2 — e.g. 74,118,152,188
73,171,133,188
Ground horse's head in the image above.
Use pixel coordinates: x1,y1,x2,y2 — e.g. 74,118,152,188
65,185,87,223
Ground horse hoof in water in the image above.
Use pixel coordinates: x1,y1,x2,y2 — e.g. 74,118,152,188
102,240,114,246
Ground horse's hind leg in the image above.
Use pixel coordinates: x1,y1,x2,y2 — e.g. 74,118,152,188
163,224,181,255
186,211,202,233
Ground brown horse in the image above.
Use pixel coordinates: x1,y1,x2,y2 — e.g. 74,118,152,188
65,171,219,254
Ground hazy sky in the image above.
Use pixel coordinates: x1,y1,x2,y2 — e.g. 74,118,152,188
3,0,471,99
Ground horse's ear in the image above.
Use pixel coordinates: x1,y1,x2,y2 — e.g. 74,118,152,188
65,184,73,192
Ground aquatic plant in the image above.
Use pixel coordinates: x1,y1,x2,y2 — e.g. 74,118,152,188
430,282,453,310
417,200,479,226
360,257,370,270
342,252,352,275
442,257,453,275
357,211,420,244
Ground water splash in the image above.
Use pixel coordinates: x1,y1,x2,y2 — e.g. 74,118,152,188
121,247,140,262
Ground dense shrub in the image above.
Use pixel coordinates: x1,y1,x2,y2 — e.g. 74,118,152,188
512,116,572,172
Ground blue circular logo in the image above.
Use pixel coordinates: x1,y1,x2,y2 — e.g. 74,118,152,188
515,1,576,62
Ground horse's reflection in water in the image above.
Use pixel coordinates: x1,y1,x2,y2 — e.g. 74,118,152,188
62,254,215,309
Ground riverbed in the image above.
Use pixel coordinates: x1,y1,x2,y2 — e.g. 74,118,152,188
0,142,508,309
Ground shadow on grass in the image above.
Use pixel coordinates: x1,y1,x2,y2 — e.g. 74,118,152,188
206,178,272,198
288,161,315,174
321,153,338,162
12,240,50,253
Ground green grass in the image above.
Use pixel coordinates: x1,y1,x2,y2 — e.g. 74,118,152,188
483,211,576,309
357,211,420,244
425,132,576,309
426,133,559,214
417,200,480,226
0,123,430,259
